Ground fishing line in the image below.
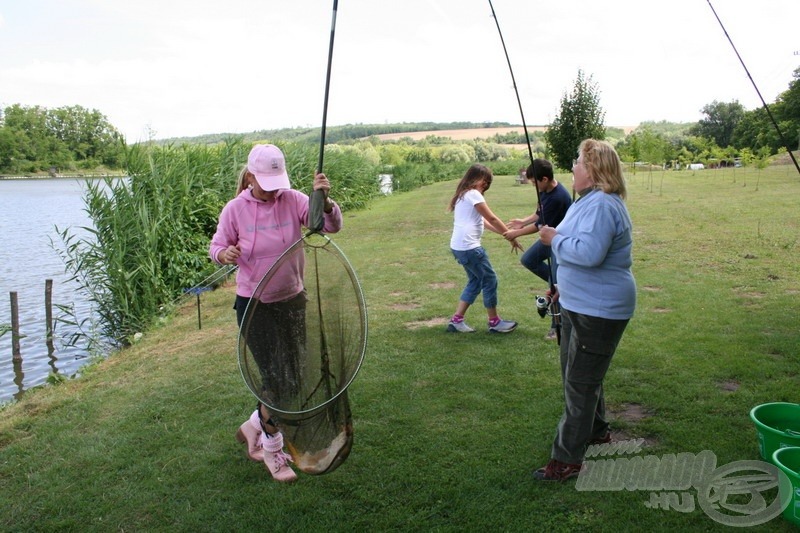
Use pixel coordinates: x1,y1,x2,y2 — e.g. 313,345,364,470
487,0,561,343
705,0,800,175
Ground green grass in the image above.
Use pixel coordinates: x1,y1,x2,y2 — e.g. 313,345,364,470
1,165,799,532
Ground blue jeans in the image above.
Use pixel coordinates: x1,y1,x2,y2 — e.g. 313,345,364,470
451,247,498,309
521,239,553,283
522,240,558,327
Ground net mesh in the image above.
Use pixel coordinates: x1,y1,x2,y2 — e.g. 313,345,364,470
238,233,366,474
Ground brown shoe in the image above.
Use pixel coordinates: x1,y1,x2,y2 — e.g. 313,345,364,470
587,431,612,446
533,459,583,481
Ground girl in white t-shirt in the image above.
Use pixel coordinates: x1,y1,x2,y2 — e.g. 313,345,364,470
447,164,521,333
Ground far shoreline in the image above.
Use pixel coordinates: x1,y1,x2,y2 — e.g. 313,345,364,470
0,173,125,181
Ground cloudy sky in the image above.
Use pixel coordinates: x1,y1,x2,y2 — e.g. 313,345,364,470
1,0,797,142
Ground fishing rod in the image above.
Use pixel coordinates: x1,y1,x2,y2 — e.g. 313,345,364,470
486,0,535,167
317,0,338,175
309,0,339,234
309,0,339,394
705,0,800,176
487,0,561,343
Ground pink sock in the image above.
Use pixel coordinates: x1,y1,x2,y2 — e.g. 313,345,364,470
488,316,501,327
452,314,464,323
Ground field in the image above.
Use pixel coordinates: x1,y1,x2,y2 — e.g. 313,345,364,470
372,125,638,142
1,165,798,531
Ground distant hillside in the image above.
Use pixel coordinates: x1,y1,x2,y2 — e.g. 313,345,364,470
150,121,524,146
149,122,647,147
373,126,547,142
373,125,639,142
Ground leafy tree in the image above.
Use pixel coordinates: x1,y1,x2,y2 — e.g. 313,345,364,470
440,144,475,164
772,66,800,152
472,141,509,162
689,100,745,148
544,69,606,170
733,106,782,154
0,103,125,173
0,127,17,170
47,105,125,167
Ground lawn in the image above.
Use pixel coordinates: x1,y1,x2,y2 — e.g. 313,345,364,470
1,164,798,531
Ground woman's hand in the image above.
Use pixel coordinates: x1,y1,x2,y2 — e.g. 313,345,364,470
539,225,556,246
313,173,331,197
219,244,241,265
545,284,559,304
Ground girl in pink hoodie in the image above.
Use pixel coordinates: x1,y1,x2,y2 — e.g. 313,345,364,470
209,144,342,481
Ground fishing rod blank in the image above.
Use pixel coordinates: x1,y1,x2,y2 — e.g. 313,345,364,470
309,0,339,234
705,0,800,175
487,0,561,343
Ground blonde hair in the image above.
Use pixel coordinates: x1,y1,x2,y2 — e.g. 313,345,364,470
579,139,626,200
236,165,254,196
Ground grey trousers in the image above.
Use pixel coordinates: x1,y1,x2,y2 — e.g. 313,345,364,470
551,308,629,464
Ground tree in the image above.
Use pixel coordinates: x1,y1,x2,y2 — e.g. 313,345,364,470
544,69,606,171
689,100,745,148
733,106,780,153
772,66,800,151
0,104,125,173
46,105,125,167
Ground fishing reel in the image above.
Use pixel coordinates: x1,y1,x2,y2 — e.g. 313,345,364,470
535,295,550,318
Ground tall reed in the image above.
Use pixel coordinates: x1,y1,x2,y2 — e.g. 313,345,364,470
55,138,380,346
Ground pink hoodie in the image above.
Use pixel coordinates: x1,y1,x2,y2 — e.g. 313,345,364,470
209,188,342,302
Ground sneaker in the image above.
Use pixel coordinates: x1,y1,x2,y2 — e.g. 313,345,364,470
488,319,517,333
532,459,583,481
544,328,557,341
447,320,475,333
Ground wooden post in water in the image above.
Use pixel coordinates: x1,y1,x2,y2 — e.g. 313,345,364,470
10,291,21,361
45,279,55,354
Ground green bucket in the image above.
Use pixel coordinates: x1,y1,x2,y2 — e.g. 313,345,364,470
772,447,800,527
749,403,800,462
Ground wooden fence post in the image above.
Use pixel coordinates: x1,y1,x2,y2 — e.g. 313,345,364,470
45,279,55,353
10,291,21,361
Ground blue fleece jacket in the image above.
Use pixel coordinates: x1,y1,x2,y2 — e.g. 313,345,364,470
551,188,636,320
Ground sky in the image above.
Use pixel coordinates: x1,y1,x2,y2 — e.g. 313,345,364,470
1,0,798,143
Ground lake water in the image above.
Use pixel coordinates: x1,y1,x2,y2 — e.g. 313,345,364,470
0,178,101,403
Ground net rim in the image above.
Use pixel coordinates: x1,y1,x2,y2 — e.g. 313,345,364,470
236,233,367,417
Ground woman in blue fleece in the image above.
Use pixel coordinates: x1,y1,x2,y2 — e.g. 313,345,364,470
535,139,636,481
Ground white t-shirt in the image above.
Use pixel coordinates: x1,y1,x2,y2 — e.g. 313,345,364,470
450,188,485,251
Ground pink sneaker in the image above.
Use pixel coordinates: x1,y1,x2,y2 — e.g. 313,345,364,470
260,431,298,482
234,410,264,462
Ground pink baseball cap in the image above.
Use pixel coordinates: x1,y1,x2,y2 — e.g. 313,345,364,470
247,144,291,191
